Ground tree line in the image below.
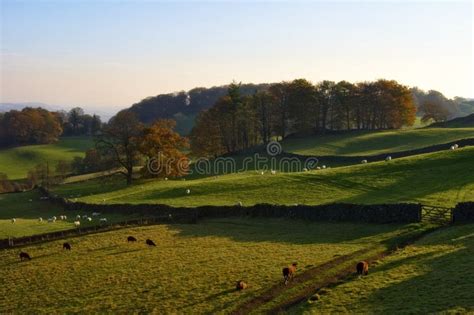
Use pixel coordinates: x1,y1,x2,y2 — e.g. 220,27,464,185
190,79,417,157
0,107,102,148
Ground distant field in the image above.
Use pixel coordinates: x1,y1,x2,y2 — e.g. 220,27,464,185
0,190,140,238
53,147,474,208
282,128,474,156
0,218,419,313
294,224,474,314
0,137,93,179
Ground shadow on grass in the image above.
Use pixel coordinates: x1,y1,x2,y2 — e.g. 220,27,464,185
354,225,474,313
168,218,413,245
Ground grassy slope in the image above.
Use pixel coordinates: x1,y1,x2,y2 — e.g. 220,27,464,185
282,128,474,156
0,137,93,179
0,219,417,313
0,190,141,238
53,147,474,208
295,224,474,314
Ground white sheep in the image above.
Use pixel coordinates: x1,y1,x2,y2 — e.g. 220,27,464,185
186,189,191,194
11,218,16,223
38,217,43,222
386,156,392,161
99,218,108,223
87,217,92,222
76,215,81,220
271,170,276,175
92,212,101,216
322,165,326,169
450,146,455,150
74,221,81,227
48,218,55,223
164,177,168,181
316,167,321,170
361,160,368,164
59,215,65,220
303,168,308,172
63,215,67,220
260,171,265,175
52,216,57,221
237,201,243,207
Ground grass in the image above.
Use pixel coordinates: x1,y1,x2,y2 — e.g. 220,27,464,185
52,147,474,208
282,128,474,156
0,190,141,239
0,137,93,179
0,218,422,313
293,224,474,314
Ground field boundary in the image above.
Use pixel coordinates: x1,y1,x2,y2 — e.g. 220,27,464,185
0,214,195,249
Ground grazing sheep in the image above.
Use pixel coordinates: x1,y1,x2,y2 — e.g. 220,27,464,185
146,239,156,246
19,252,31,261
164,177,168,181
450,146,455,150
63,242,72,250
52,216,57,221
271,170,276,175
361,160,368,164
127,236,137,242
87,217,92,222
59,215,64,220
356,261,369,276
303,168,308,172
454,144,459,149
282,262,297,285
236,280,248,290
236,201,243,207
76,215,81,220
260,171,265,175
186,189,191,194
92,212,101,217
48,218,55,223
74,221,81,227
322,165,326,169
63,215,67,220
11,218,16,223
29,199,33,202
386,156,392,161
99,218,107,223
38,217,43,222
316,167,321,170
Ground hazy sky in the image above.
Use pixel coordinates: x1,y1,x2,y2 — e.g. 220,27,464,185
1,1,473,111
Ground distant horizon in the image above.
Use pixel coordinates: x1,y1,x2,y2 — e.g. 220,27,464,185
1,1,473,109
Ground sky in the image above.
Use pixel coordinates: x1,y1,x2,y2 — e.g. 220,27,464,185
0,0,473,112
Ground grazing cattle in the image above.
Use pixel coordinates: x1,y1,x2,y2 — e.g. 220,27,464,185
146,239,156,247
63,242,72,250
235,280,248,290
356,261,369,275
127,236,137,242
19,252,31,261
282,262,297,285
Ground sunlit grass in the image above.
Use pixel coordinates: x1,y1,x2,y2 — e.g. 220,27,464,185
0,219,418,314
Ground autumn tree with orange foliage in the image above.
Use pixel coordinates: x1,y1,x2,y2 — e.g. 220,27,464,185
139,119,189,178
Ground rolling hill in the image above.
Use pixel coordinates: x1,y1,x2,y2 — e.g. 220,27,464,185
428,114,474,128
281,128,474,157
0,137,93,179
53,147,474,208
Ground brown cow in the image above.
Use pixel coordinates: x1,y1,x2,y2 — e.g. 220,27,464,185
235,280,248,290
19,252,31,261
282,262,297,285
356,261,369,275
63,242,72,250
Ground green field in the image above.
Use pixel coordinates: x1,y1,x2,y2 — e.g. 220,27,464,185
294,224,474,314
52,147,474,208
0,218,424,313
0,190,140,238
0,137,93,179
282,128,474,156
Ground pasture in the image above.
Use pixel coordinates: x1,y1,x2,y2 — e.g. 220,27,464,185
0,219,425,313
282,128,474,156
52,147,474,208
0,190,140,238
294,224,474,314
0,137,93,179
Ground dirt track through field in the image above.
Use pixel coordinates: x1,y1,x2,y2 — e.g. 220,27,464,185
231,226,441,314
